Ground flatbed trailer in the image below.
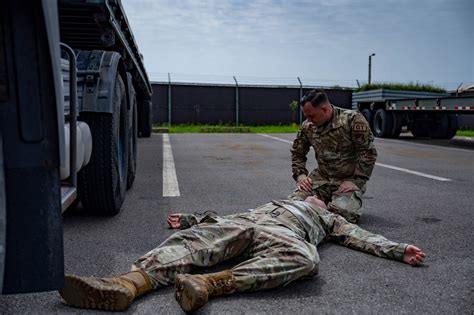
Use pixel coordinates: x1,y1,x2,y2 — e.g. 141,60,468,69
353,89,474,139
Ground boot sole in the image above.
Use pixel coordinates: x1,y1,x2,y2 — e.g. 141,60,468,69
59,275,132,311
175,274,207,312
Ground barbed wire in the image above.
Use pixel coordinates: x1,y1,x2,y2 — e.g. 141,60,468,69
148,72,473,90
148,72,358,87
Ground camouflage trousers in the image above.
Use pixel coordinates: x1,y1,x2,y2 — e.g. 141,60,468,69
131,209,319,292
288,173,365,223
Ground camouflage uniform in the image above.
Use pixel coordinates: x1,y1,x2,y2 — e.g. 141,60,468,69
289,105,377,223
132,200,406,292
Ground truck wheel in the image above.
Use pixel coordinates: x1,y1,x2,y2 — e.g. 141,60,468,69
78,74,129,215
361,108,374,131
444,114,458,139
127,89,138,189
390,112,403,138
430,114,449,139
373,109,393,138
138,100,152,138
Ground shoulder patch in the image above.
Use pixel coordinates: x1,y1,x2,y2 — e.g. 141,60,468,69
353,122,368,132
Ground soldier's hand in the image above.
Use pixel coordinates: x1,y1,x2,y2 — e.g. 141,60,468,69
167,213,182,229
298,176,313,192
403,245,426,266
305,196,327,209
335,181,359,194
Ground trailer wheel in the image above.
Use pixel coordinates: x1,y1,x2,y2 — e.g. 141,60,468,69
430,114,449,139
78,74,129,215
373,109,393,138
361,108,374,130
444,114,458,139
138,100,152,138
127,89,138,189
390,112,403,138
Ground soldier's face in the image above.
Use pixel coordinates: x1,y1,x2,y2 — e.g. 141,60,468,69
302,102,325,126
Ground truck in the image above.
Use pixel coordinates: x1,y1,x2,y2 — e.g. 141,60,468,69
0,0,153,294
353,89,474,139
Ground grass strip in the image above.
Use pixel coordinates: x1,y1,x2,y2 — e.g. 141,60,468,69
456,130,474,137
154,124,474,137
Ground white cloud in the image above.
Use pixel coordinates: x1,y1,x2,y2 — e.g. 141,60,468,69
122,0,473,87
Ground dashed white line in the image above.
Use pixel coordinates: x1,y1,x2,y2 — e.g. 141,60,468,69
257,133,452,182
162,134,180,197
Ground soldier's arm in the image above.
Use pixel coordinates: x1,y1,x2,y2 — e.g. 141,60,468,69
291,125,311,181
351,113,377,181
323,212,410,263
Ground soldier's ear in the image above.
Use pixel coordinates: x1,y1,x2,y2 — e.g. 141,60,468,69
321,103,330,113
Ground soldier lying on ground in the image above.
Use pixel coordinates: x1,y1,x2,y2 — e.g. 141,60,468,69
290,89,378,223
59,197,425,313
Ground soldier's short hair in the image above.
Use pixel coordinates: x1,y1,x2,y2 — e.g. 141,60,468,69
299,89,328,107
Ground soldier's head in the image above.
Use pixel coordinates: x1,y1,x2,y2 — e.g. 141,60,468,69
300,89,333,126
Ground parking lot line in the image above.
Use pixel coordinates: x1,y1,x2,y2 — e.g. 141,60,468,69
375,162,451,181
162,134,180,197
257,133,452,182
375,137,474,153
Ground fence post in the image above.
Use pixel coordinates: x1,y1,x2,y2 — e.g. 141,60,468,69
233,76,239,126
168,73,171,126
297,77,303,124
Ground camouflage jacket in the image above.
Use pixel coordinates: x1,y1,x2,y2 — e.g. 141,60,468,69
291,105,377,184
178,200,407,262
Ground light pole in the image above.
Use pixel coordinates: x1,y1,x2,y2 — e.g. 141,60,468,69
368,53,375,85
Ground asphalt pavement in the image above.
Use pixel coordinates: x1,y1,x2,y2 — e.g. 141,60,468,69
1,133,473,314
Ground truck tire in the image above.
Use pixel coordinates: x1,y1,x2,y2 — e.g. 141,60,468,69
361,108,374,131
127,89,138,189
430,114,449,139
390,112,403,138
78,74,129,215
444,114,458,139
373,109,393,138
138,100,152,138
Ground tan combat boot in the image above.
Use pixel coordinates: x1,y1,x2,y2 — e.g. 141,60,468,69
59,269,153,311
174,270,236,312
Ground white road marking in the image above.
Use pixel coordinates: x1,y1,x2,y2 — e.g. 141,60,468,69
257,133,292,144
257,133,452,182
375,137,474,153
374,162,451,182
162,134,180,197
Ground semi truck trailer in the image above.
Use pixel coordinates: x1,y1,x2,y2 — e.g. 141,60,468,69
353,89,474,139
0,0,153,294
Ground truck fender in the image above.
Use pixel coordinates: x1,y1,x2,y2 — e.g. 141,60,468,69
76,50,129,114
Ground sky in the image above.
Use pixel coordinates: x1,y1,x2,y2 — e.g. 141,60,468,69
122,0,473,89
